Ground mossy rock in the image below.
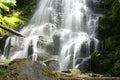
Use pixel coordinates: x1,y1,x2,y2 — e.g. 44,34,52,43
5,59,59,80
0,59,11,64
0,66,7,76
0,61,8,77
41,64,60,80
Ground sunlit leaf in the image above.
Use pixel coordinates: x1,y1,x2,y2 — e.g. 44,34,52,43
0,2,9,11
0,0,16,6
0,0,16,12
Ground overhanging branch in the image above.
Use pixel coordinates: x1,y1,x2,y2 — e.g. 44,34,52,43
0,24,24,37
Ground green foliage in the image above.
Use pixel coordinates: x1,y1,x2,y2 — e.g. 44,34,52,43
115,46,120,53
113,60,120,76
0,0,16,6
119,0,120,3
91,52,101,58
97,0,120,76
16,0,37,18
111,0,120,22
0,0,16,12
0,0,37,36
91,52,113,74
0,11,25,36
3,12,24,27
0,2,9,12
105,37,117,49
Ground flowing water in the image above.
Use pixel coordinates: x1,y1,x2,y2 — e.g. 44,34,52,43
1,0,100,70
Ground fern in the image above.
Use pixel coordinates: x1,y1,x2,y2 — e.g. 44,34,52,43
0,2,9,11
0,0,16,12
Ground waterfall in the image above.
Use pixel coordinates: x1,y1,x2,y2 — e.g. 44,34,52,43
1,0,100,71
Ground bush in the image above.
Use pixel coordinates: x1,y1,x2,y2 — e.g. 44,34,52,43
112,60,120,76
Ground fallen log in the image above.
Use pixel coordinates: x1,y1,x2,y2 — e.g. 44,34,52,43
0,24,24,37
60,77,120,80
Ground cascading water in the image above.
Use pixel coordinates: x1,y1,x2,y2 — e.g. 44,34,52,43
1,0,100,71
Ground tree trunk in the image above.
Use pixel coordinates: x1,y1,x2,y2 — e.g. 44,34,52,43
0,24,24,37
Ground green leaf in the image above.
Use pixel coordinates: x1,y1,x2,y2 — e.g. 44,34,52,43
0,0,16,12
0,2,9,11
0,0,16,6
119,0,120,3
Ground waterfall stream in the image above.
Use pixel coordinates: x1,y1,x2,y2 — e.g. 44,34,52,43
1,0,100,71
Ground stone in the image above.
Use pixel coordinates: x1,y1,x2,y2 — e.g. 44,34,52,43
44,57,59,71
4,59,53,80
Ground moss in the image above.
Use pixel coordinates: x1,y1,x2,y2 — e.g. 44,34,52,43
0,59,11,64
0,68,7,76
69,69,81,75
41,66,81,80
0,65,8,76
41,65,60,80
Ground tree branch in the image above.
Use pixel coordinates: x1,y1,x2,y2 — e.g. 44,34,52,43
0,24,24,37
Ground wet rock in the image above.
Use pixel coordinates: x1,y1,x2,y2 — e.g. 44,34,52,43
8,36,24,58
44,56,59,71
53,32,60,55
90,0,106,13
4,59,53,80
0,35,9,54
80,43,88,57
37,36,55,55
28,41,33,57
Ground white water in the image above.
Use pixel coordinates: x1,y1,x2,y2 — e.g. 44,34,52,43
2,0,100,70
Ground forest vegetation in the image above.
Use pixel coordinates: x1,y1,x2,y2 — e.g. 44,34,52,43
0,0,37,36
91,0,120,76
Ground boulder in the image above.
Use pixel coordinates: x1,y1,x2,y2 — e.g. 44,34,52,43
4,59,54,80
